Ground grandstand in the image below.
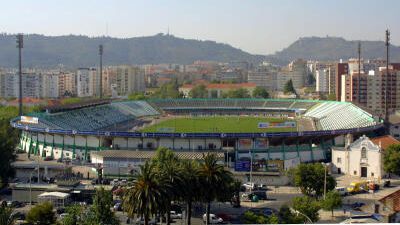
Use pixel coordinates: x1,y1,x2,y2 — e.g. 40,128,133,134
11,98,382,168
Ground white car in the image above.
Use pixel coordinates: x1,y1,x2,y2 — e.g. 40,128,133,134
170,211,182,219
243,182,256,190
203,213,223,224
59,213,69,220
335,187,348,196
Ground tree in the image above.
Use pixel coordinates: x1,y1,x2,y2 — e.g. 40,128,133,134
199,153,233,225
293,163,336,198
278,205,304,224
0,106,19,187
327,93,336,101
383,144,400,176
240,211,278,224
252,87,270,98
0,205,15,225
62,204,83,225
283,79,296,95
123,161,165,225
322,191,342,217
26,202,56,225
292,196,321,223
151,79,183,99
222,88,250,98
180,160,200,225
151,148,181,225
189,84,208,98
92,187,119,225
128,92,147,100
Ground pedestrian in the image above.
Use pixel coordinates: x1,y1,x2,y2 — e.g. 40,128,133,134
343,208,346,215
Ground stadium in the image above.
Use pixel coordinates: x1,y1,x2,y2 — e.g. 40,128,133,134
11,98,382,173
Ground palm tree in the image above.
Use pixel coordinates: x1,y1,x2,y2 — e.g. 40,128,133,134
180,160,201,225
123,161,165,225
199,153,233,225
152,147,182,225
0,205,15,225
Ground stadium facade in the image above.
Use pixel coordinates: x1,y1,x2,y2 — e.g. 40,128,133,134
11,99,382,172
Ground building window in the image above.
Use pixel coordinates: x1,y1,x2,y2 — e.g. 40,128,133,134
371,172,374,177
337,157,342,164
361,147,367,159
354,171,357,175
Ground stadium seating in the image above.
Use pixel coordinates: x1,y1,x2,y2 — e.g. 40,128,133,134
305,102,376,130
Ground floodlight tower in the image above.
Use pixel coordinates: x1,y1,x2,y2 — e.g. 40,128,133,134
16,34,23,116
358,41,361,104
385,29,390,133
99,44,103,99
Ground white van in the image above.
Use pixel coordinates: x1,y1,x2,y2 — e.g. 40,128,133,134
202,214,223,224
335,187,348,196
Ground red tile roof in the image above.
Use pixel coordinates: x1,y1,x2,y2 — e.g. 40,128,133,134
380,189,400,212
370,135,400,150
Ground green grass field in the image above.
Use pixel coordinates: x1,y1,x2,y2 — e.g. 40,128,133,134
140,116,297,133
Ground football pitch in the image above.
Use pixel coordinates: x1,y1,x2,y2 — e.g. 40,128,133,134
140,116,297,133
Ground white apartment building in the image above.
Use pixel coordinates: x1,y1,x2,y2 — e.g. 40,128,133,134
76,68,97,97
41,73,59,98
316,69,328,93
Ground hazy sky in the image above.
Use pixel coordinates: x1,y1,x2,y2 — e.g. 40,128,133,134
1,0,399,55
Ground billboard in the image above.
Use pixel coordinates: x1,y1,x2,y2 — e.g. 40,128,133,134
258,121,296,128
20,116,39,124
238,139,252,149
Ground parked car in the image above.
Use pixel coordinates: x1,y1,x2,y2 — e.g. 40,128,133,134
351,202,365,210
59,213,69,220
203,213,223,224
170,211,182,219
249,191,267,200
7,201,24,208
262,208,278,217
44,156,54,161
12,212,25,220
113,203,122,211
135,217,157,225
335,187,348,196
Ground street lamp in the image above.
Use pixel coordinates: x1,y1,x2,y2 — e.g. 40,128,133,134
29,167,38,206
321,162,330,200
290,208,313,224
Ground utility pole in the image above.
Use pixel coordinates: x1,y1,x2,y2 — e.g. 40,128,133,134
99,44,103,99
16,34,23,116
385,29,390,133
358,41,361,104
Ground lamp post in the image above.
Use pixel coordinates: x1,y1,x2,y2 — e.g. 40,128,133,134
290,208,313,224
29,167,38,206
321,162,330,200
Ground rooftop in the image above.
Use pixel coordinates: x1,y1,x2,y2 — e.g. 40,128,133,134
370,135,400,150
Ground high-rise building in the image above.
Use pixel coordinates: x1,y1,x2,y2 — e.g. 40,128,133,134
316,69,328,93
343,67,400,116
335,63,349,101
247,64,278,91
59,72,76,97
112,66,145,96
277,59,307,91
77,68,97,97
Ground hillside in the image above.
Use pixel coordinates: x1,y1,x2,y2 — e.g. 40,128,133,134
0,33,264,68
272,36,400,63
